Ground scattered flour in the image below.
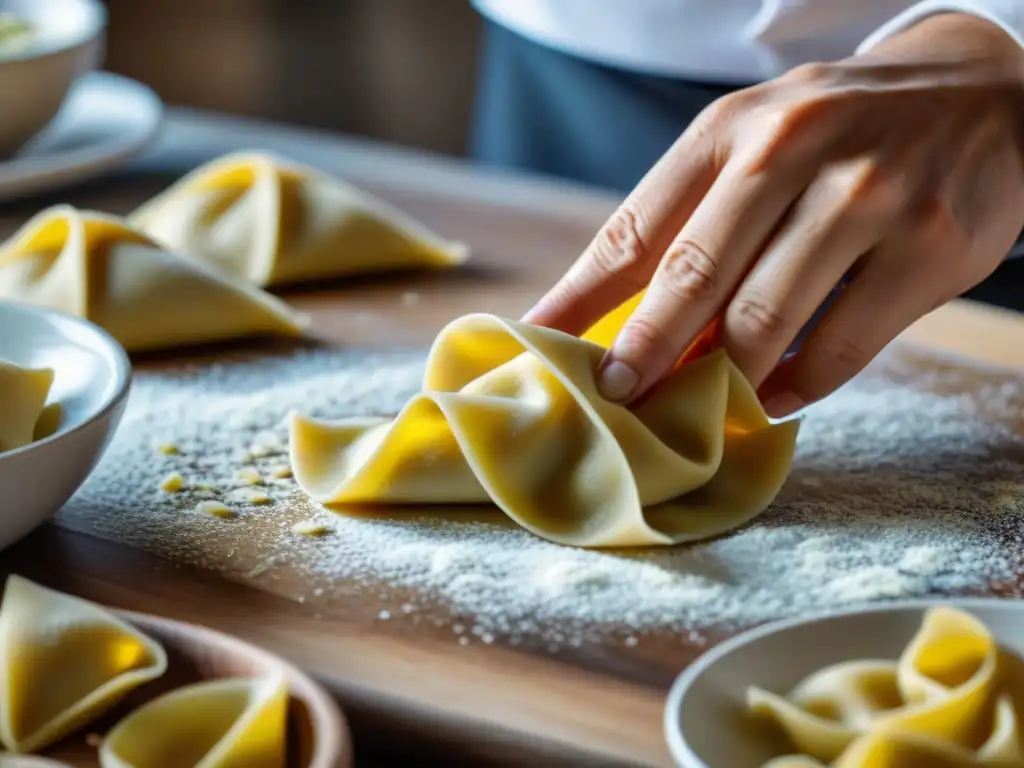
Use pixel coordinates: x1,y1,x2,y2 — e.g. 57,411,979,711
58,343,1024,647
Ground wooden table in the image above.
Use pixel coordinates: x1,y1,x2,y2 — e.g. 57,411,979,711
2,109,1024,768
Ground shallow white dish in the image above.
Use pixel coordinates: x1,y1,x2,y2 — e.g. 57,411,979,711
0,301,131,551
664,598,1024,768
0,70,162,201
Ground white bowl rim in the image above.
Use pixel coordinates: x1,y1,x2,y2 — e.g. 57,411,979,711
0,0,106,63
0,301,131,460
663,596,1024,768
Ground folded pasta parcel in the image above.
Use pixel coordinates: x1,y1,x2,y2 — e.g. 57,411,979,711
129,151,468,288
0,574,167,754
0,205,306,353
100,675,288,768
289,301,800,548
0,360,55,454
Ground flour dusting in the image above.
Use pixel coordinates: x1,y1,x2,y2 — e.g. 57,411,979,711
58,343,1024,647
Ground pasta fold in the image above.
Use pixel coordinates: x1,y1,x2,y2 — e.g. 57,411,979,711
290,307,798,548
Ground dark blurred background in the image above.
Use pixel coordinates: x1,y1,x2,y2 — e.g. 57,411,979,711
97,0,1024,311
103,0,482,158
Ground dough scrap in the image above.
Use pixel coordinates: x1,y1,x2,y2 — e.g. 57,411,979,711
289,306,799,548
0,361,54,454
0,206,306,353
129,150,468,288
749,606,1024,767
99,676,288,768
0,575,167,754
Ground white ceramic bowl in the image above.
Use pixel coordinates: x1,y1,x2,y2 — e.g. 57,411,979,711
664,598,1024,768
0,301,130,550
0,0,105,157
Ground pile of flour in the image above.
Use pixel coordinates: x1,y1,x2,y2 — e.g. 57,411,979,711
59,343,1024,647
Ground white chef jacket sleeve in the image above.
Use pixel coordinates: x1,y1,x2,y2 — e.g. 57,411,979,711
856,0,1024,54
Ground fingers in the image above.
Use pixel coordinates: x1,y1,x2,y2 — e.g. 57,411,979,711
721,157,905,387
597,153,811,402
522,102,726,337
758,226,951,418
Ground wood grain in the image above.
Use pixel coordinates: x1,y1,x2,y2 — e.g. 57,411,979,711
0,110,1021,767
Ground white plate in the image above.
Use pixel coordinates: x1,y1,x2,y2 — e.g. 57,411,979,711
0,301,131,551
663,598,1024,768
0,70,162,201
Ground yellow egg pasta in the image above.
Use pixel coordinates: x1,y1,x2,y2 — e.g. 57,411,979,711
290,307,799,548
129,151,468,288
749,606,1024,767
0,361,54,454
0,575,167,754
0,206,306,353
99,676,288,768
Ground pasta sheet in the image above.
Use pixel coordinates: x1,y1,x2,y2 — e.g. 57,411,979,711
290,307,799,548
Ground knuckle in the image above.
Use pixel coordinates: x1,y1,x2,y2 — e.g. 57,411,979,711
813,332,870,375
749,99,828,170
908,195,972,265
658,239,720,302
784,61,835,85
617,314,677,362
728,295,793,343
698,92,744,128
776,98,828,139
588,207,651,283
833,160,895,219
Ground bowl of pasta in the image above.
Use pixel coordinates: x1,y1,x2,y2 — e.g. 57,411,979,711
0,0,105,157
0,301,130,551
664,599,1024,767
0,574,351,766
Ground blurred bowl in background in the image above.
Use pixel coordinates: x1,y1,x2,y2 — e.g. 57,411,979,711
0,0,105,157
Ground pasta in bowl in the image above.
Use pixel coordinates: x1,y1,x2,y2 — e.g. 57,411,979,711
664,600,1024,768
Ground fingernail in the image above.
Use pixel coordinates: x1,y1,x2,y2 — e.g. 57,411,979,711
763,391,805,419
599,360,639,402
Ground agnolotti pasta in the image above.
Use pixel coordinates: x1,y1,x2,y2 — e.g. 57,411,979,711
0,361,54,454
749,606,1024,767
0,575,167,754
289,302,799,548
0,206,306,353
128,151,468,288
100,676,289,768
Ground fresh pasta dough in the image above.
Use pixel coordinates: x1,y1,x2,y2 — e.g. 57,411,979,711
0,206,306,353
0,361,54,454
749,606,1024,767
100,676,288,768
289,304,799,548
0,575,167,754
129,151,468,288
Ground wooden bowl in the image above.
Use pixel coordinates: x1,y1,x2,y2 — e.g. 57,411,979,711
35,609,353,767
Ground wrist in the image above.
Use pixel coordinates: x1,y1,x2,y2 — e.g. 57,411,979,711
862,11,1024,83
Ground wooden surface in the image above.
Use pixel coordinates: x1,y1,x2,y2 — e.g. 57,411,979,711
1,109,1024,767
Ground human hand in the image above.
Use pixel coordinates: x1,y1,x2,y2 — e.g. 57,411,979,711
523,12,1024,417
